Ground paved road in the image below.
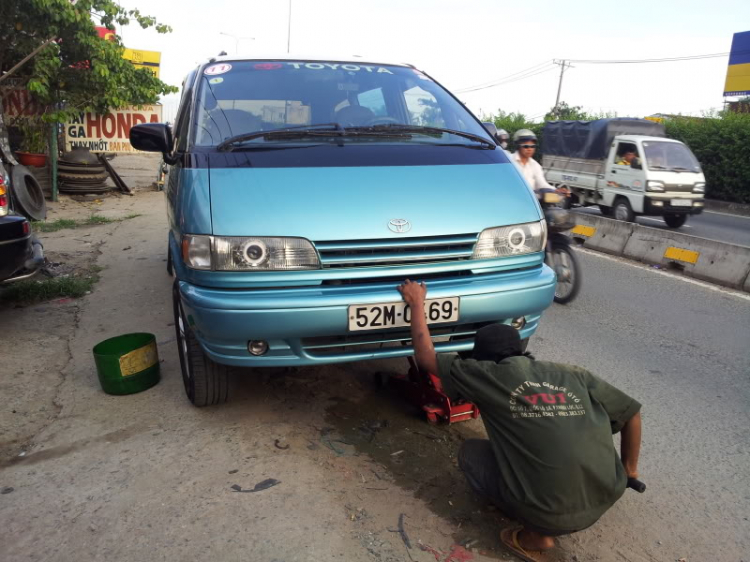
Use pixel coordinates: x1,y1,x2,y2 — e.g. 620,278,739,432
574,206,750,247
532,249,750,561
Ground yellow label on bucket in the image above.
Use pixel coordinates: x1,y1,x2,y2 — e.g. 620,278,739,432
119,342,159,377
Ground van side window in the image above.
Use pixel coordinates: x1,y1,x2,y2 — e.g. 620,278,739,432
404,86,445,128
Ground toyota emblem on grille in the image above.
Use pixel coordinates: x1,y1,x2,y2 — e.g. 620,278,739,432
388,219,412,233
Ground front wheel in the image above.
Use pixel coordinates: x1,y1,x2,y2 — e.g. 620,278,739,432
613,198,635,222
663,213,688,228
173,281,229,406
548,243,582,304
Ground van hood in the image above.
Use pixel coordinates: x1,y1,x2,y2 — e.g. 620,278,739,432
209,163,540,240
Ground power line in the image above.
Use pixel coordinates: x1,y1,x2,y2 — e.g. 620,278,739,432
568,52,730,64
455,60,554,93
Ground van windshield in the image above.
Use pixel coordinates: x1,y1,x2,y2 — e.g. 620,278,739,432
192,60,492,148
643,141,701,172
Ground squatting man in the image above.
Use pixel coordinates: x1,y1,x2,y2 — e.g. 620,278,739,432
397,279,643,562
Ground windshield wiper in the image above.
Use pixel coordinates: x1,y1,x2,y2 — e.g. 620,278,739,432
669,166,694,172
217,123,347,151
355,124,496,149
649,164,668,169
217,123,411,151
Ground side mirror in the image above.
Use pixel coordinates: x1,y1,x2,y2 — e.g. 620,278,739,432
630,158,642,170
482,122,498,138
130,123,173,154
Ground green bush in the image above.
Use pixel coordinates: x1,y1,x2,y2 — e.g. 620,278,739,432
664,112,750,204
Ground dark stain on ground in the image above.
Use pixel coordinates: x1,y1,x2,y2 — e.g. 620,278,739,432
324,374,514,559
0,423,149,468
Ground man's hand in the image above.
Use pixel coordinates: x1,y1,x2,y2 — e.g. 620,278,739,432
397,280,438,375
397,279,427,307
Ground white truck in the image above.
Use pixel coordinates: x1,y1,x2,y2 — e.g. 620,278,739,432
542,119,705,228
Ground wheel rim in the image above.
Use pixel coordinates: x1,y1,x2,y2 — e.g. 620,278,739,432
554,250,574,299
615,204,628,221
174,296,193,396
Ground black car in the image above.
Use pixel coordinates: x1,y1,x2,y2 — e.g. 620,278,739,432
0,163,43,283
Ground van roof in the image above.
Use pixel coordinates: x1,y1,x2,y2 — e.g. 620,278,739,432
201,54,416,69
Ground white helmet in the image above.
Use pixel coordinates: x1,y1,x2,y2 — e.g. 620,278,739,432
513,129,537,144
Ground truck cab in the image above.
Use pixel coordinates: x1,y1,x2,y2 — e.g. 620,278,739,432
543,119,705,228
601,135,705,227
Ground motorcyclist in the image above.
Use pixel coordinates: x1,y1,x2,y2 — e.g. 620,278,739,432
496,128,510,150
510,129,555,196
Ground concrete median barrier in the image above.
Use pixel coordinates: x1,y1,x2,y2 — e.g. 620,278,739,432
570,212,750,292
570,214,636,255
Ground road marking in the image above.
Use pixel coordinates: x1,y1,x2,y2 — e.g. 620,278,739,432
664,246,700,264
704,210,750,220
577,247,750,302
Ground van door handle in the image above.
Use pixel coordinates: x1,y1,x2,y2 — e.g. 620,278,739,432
611,170,617,173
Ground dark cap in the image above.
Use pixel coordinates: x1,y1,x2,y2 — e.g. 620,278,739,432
472,323,523,361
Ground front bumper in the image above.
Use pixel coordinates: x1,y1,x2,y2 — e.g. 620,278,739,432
178,264,556,367
644,195,704,216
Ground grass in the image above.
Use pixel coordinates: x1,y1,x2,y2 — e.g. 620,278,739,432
33,213,139,233
1,272,100,304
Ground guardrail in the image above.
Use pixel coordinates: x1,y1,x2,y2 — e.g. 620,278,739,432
570,213,750,293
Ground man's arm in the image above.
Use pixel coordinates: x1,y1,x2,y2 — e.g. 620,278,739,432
620,411,642,478
397,280,438,374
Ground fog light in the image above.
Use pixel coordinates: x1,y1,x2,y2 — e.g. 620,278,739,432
694,201,704,207
510,317,526,330
652,200,664,207
248,340,269,356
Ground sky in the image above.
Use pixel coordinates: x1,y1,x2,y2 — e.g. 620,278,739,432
114,0,750,122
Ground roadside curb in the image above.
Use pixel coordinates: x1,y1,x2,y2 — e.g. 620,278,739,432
704,199,750,217
570,214,750,292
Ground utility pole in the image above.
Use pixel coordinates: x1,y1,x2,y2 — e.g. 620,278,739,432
553,59,571,109
287,0,292,53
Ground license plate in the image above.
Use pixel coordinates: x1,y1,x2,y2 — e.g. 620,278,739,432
670,199,692,207
348,297,460,331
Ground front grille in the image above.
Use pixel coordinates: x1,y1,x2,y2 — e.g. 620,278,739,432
321,270,471,286
314,233,478,268
301,322,490,356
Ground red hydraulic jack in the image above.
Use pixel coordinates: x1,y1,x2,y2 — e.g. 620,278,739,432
385,356,480,425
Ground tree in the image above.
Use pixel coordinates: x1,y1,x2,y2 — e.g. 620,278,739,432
0,0,178,122
544,102,589,122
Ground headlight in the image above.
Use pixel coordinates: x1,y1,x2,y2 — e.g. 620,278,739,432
182,235,320,271
646,180,665,192
472,221,546,259
693,182,705,194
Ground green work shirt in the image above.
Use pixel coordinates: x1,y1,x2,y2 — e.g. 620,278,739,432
437,354,641,532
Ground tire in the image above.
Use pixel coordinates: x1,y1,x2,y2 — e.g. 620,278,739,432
166,245,173,276
10,165,46,221
663,213,687,228
549,242,582,304
598,204,612,216
173,281,228,406
613,198,635,222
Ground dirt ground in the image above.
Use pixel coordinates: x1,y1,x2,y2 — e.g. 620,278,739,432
0,185,670,562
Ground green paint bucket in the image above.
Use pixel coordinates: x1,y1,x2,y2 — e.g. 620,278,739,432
93,333,160,395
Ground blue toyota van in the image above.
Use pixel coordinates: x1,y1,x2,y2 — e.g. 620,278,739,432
131,56,556,406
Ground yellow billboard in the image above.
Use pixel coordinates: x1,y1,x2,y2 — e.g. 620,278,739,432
122,48,161,78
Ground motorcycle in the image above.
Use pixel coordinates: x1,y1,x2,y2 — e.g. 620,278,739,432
539,190,581,304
